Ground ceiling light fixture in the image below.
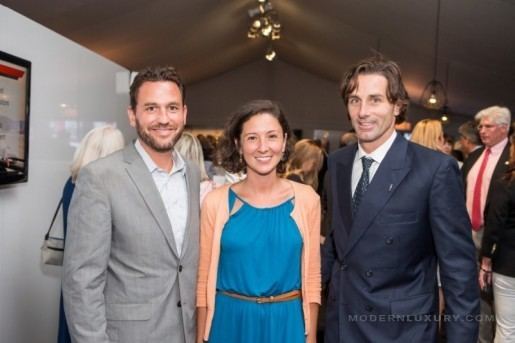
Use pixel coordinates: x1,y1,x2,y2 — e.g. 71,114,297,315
420,0,447,110
265,45,277,61
247,0,281,61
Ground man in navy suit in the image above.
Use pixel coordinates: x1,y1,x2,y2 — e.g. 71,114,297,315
322,56,479,342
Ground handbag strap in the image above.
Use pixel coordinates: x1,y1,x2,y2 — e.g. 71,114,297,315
45,198,63,239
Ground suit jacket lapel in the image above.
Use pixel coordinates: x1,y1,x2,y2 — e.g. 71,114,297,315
344,134,412,257
493,143,510,179
179,160,195,258
486,142,511,205
123,145,180,258
462,147,483,183
335,147,355,238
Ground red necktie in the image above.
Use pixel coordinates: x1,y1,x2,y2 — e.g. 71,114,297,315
471,148,491,231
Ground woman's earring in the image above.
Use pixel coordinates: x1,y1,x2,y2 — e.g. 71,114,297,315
239,153,243,164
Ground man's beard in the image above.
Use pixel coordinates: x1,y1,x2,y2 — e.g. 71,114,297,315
136,121,183,153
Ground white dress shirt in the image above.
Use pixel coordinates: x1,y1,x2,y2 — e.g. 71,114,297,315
351,131,397,196
135,139,188,255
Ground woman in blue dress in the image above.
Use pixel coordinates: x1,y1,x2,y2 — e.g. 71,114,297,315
197,100,321,343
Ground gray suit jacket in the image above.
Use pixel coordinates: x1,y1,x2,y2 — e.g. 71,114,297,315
63,144,200,343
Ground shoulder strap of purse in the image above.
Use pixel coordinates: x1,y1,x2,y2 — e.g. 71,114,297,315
45,198,63,239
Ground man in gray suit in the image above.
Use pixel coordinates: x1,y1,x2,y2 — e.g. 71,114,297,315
63,66,200,343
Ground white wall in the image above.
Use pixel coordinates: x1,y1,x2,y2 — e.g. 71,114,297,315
0,5,130,343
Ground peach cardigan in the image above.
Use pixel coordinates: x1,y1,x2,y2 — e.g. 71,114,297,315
196,181,321,341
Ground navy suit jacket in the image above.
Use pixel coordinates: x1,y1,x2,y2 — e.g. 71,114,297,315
322,134,479,343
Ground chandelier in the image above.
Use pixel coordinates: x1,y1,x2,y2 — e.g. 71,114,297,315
247,0,281,61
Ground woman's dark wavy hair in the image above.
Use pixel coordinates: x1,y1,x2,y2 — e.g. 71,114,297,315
218,99,293,174
340,55,410,124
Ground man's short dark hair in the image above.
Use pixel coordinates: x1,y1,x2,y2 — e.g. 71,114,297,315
458,121,481,146
340,55,410,123
129,66,185,109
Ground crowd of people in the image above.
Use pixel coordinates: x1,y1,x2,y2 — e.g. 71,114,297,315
55,57,514,343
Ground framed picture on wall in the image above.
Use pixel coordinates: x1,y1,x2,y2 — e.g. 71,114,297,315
0,50,31,185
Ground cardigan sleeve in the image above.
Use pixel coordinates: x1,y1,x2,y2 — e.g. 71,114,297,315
306,194,322,305
196,192,217,307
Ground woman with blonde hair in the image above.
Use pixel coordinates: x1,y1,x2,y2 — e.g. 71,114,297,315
285,139,325,190
58,126,124,343
69,126,125,181
410,119,445,152
175,131,214,204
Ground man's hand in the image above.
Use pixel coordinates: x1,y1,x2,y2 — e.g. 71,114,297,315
479,257,492,290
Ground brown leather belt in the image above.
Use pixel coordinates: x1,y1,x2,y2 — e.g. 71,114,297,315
220,289,301,304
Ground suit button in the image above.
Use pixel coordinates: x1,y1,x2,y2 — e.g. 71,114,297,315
178,265,183,272
177,301,182,307
366,270,373,277
340,263,348,271
385,237,394,245
365,305,373,312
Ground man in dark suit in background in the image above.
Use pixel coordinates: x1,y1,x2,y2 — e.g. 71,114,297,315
322,56,479,342
461,105,511,343
458,120,482,159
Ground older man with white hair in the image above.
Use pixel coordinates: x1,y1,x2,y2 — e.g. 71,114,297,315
462,105,511,343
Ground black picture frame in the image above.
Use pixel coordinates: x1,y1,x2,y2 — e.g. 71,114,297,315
0,50,31,185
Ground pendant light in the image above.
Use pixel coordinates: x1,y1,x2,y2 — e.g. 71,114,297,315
420,0,447,110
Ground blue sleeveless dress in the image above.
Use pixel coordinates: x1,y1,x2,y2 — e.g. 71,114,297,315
208,189,305,343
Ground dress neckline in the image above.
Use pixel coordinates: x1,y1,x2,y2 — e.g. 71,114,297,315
229,188,294,210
